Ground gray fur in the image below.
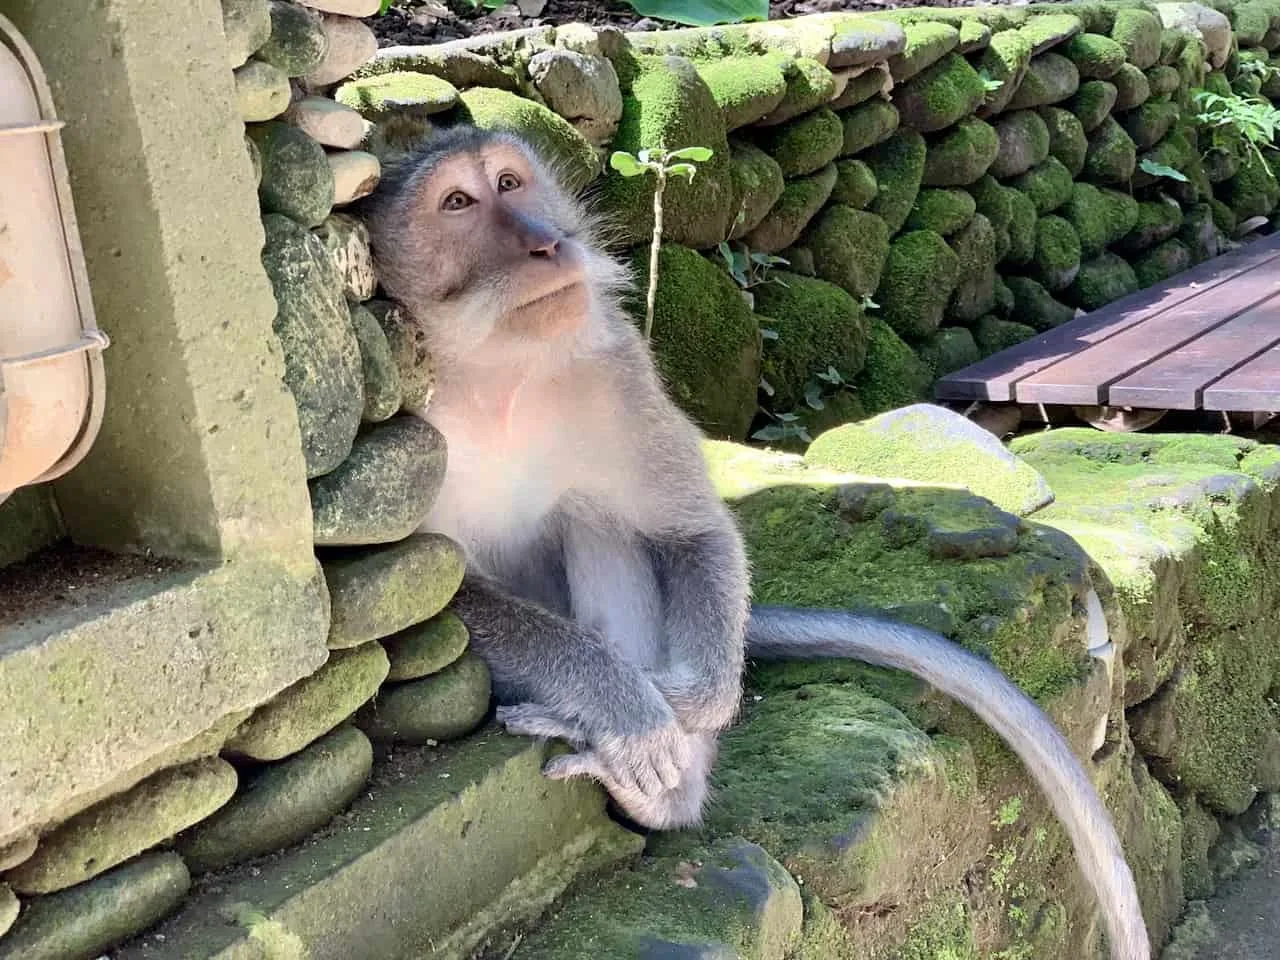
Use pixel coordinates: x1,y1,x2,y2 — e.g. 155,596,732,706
358,126,1149,960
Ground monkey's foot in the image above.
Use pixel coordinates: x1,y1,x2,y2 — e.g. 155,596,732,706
496,703,589,745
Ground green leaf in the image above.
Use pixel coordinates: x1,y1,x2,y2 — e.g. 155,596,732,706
760,327,779,341
609,151,647,177
1139,158,1189,182
667,146,714,162
775,411,800,422
804,382,826,410
667,163,698,180
378,0,396,13
623,0,768,27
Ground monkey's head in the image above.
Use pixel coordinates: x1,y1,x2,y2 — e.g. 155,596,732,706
359,127,628,367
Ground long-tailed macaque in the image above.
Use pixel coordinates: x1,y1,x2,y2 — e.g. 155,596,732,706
357,126,1149,960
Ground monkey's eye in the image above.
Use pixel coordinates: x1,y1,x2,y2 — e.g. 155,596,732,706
441,190,474,212
497,172,522,193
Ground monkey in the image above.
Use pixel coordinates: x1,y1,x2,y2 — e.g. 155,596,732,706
356,126,1149,960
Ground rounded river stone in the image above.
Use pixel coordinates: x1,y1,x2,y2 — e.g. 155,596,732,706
383,610,470,681
358,652,492,744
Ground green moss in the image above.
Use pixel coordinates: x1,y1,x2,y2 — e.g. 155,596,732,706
896,896,979,959
1062,32,1127,79
975,315,1037,355
258,1,328,76
832,65,892,111
1178,202,1222,262
1004,275,1076,330
921,116,999,186
990,110,1051,179
1061,181,1139,257
838,97,901,156
1008,154,1074,215
456,87,599,195
1067,78,1118,131
967,173,1013,259
851,318,933,414
1111,61,1151,109
597,55,734,249
992,273,1015,317
831,158,879,208
1018,12,1083,51
248,122,333,228
864,129,928,233
1007,51,1081,109
1064,251,1139,309
1234,69,1264,96
763,56,838,124
1132,237,1192,287
1203,70,1234,99
894,52,988,133
1110,8,1161,69
1032,215,1082,291
628,245,760,439
756,106,845,177
1232,2,1272,47
1221,149,1280,220
744,162,837,253
1003,187,1039,267
1037,105,1088,177
334,72,458,122
1083,115,1137,184
905,188,977,235
888,21,961,82
948,213,1000,322
1210,196,1238,234
754,273,870,410
1177,795,1220,899
919,326,981,376
1115,197,1183,254
1177,37,1208,95
728,140,786,239
974,28,1034,115
697,56,789,131
1136,127,1208,197
1146,63,1182,97
877,230,962,340
1120,98,1179,150
804,205,892,298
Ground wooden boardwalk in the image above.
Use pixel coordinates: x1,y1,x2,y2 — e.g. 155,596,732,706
935,233,1280,420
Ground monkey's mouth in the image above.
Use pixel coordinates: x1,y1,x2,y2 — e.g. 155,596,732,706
511,275,586,312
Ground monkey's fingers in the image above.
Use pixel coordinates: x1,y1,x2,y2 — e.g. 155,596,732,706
496,703,589,745
543,751,613,785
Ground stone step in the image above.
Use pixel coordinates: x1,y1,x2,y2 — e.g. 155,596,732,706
113,730,642,960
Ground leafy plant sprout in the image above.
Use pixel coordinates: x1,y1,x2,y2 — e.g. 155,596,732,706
1193,89,1280,177
610,145,714,339
377,0,767,28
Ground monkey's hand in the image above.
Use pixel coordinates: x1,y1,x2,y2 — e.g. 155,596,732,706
543,719,694,797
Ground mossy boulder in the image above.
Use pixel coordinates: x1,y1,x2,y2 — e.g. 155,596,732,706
258,1,327,77
1007,52,1080,109
975,315,1038,356
1083,115,1137,184
851,319,933,415
904,188,976,235
758,56,837,126
697,55,789,130
1146,63,1182,97
1111,62,1151,109
804,205,892,299
948,213,1000,322
756,106,845,177
893,52,987,133
1231,2,1273,47
728,141,786,239
1032,215,1083,292
334,72,459,122
1008,154,1074,215
863,129,928,233
838,98,900,156
1019,12,1084,54
1111,8,1162,69
1061,181,1140,257
1159,27,1188,67
1068,78,1118,131
629,245,760,439
383,611,470,681
921,116,999,186
1004,275,1077,330
1120,99,1179,150
967,174,1013,259
1203,144,1240,184
989,110,1051,179
358,652,492,744
1038,105,1089,176
831,158,878,208
597,55,734,248
236,58,291,123
754,273,870,410
1178,202,1224,262
1210,196,1238,234
876,230,961,340
1115,196,1184,254
1005,187,1040,264
919,327,981,376
248,121,333,227
456,87,599,195
888,22,961,82
1064,251,1140,309
744,162,838,253
1135,127,1207,198
1221,150,1280,220
366,300,435,415
974,28,1034,116
1062,32,1127,79
1132,237,1192,287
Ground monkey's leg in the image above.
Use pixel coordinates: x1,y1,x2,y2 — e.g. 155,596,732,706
495,703,588,744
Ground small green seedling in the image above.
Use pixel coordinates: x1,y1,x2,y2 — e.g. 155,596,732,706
610,145,714,339
1193,89,1280,177
1138,157,1189,183
752,409,813,445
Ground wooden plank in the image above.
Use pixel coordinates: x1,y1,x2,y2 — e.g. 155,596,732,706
934,234,1280,402
1105,292,1280,408
1012,255,1280,405
1202,341,1280,411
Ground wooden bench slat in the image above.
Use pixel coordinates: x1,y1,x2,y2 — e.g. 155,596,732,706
934,235,1280,403
1012,256,1280,405
1104,292,1280,408
1202,341,1280,411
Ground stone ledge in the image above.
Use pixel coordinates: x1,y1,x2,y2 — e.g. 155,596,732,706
114,731,642,960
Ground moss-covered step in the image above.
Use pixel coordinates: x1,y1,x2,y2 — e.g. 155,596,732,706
112,735,643,960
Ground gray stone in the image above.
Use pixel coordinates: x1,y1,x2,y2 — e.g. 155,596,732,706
258,1,328,77
284,95,368,149
528,49,624,146
990,110,1051,179
358,652,492,744
260,213,363,478
0,854,189,960
0,885,16,939
245,132,262,186
234,58,291,122
250,121,334,227
384,611,470,681
360,44,520,92
310,416,447,547
829,20,907,68
1157,2,1232,67
313,212,376,301
329,149,381,205
334,71,460,122
221,0,271,68
178,725,373,874
804,403,1055,516
7,759,235,895
305,14,378,88
297,0,380,14
366,300,436,415
1007,52,1080,109
0,833,36,872
349,304,403,423
324,534,466,649
224,643,390,762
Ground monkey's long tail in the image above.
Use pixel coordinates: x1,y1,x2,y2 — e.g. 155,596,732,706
745,605,1150,960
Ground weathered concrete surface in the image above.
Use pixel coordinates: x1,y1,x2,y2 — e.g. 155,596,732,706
114,732,643,960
